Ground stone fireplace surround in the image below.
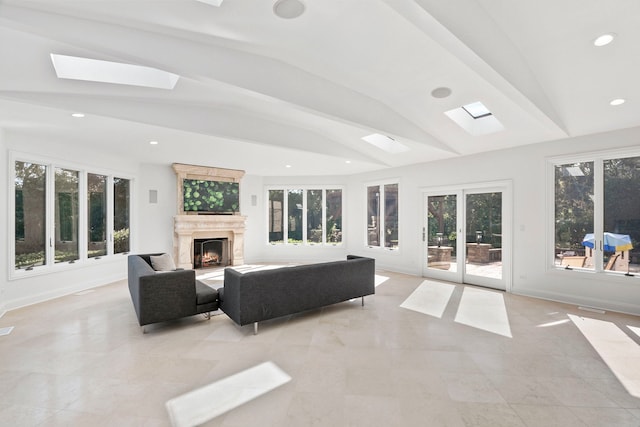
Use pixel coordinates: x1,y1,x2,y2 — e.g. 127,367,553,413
172,163,246,270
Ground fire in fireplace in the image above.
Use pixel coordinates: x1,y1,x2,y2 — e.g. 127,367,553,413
193,238,229,269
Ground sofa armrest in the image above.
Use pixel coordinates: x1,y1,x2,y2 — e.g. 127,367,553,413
220,268,243,324
136,269,198,326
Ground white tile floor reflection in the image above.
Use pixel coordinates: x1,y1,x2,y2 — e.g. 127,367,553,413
0,269,639,426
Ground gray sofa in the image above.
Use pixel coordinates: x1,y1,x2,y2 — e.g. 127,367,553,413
218,255,375,333
127,253,219,331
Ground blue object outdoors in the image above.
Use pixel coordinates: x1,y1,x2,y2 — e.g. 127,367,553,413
582,232,633,252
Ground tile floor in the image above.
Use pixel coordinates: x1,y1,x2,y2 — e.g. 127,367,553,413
1,268,639,426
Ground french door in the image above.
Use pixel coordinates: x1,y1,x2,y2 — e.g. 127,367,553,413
423,182,511,291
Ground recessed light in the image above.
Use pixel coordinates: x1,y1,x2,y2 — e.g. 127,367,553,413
149,140,159,145
610,98,626,106
71,113,85,118
594,33,616,47
431,87,452,99
285,164,292,168
273,0,305,19
345,160,351,164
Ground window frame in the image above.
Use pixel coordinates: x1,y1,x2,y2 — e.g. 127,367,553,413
8,151,134,280
364,179,400,251
547,147,640,280
266,185,344,246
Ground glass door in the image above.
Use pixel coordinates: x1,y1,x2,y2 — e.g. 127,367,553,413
425,193,461,282
464,191,504,290
424,183,510,291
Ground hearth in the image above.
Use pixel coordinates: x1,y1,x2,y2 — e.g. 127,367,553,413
194,238,229,269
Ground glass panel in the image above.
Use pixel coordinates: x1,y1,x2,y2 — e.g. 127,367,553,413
307,189,323,244
603,156,640,274
367,185,380,246
114,177,130,254
55,168,79,263
427,194,457,272
465,192,502,279
15,161,47,270
554,162,594,270
384,184,399,249
88,173,107,258
287,189,303,244
268,190,284,244
326,189,342,244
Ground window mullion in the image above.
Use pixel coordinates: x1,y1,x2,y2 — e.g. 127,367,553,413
593,159,605,272
283,190,289,244
322,189,327,245
46,164,55,266
379,186,386,248
78,171,88,261
302,189,308,245
107,175,115,255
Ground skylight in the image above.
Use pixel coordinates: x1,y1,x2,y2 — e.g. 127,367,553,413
361,133,409,153
195,0,224,6
444,102,504,136
50,54,180,90
462,101,492,119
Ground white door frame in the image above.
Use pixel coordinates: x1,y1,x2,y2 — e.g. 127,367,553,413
422,180,512,292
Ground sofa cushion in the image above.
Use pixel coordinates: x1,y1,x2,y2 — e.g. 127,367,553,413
150,253,176,271
195,281,218,305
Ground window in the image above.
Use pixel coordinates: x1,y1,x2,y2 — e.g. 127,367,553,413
55,168,79,263
114,177,130,254
268,187,343,245
307,189,323,244
11,155,132,275
552,152,639,275
14,161,47,270
268,190,284,244
326,189,342,244
88,173,107,258
366,182,399,249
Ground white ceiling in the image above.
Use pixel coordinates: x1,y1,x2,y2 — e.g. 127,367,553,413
1,0,638,176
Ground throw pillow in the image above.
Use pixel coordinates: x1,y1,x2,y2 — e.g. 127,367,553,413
150,253,176,271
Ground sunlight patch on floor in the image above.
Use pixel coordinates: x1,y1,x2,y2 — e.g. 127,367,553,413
400,280,455,318
455,287,512,337
569,314,640,398
537,319,571,328
0,326,14,336
166,361,291,427
374,274,389,287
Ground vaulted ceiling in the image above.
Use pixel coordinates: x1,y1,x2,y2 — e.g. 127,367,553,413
1,0,638,175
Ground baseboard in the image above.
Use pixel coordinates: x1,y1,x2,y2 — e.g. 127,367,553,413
3,272,125,312
512,287,640,317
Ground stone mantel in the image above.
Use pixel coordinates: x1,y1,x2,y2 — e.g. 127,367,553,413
174,215,246,269
172,163,246,269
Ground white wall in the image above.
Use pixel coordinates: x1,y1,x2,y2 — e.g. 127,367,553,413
0,129,7,315
343,127,640,315
137,163,177,254
249,175,350,264
2,133,139,310
3,126,640,316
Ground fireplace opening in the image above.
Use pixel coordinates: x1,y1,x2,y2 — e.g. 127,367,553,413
193,238,229,269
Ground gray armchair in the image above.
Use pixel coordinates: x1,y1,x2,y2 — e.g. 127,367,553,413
127,253,218,332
